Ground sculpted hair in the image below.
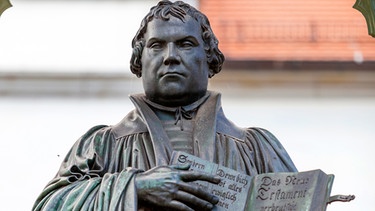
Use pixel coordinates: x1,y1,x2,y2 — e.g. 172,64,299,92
130,0,225,78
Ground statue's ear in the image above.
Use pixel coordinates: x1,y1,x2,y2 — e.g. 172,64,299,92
208,69,215,78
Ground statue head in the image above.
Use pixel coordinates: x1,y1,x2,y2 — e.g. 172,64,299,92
130,0,225,78
130,1,225,106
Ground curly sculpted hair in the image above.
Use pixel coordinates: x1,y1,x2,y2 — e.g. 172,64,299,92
130,0,225,78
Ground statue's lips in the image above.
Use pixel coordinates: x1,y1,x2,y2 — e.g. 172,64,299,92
160,72,185,79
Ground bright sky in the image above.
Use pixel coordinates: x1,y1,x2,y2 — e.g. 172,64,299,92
0,0,197,73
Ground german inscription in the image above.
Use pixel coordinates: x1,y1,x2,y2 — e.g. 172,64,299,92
172,151,252,211
171,152,335,211
249,170,334,211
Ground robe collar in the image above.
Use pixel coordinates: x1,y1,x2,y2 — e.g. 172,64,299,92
112,91,246,164
143,92,210,131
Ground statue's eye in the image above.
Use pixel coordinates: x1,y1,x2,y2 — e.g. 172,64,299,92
149,42,163,50
179,40,195,49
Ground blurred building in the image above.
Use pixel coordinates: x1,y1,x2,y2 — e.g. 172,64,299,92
200,0,375,70
0,0,374,98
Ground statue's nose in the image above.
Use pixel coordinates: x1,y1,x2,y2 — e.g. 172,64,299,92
164,43,181,65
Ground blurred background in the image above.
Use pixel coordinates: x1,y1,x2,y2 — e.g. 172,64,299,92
0,0,374,210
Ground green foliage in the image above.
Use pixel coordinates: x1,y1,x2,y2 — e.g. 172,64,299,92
353,0,375,37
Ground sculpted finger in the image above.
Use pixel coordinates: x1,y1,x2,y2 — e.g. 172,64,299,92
170,163,191,170
175,190,215,211
179,171,221,184
167,200,194,211
178,182,219,205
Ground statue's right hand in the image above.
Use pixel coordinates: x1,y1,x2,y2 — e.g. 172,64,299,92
135,165,220,211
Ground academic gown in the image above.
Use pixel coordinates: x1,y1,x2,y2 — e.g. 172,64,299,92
33,91,297,211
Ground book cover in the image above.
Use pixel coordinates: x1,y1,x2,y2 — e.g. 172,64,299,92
247,170,334,211
170,151,335,211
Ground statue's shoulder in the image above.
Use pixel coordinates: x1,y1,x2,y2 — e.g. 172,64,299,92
81,124,109,136
245,127,291,152
245,127,278,141
111,109,148,139
72,109,148,149
75,108,148,144
216,110,247,141
215,107,279,145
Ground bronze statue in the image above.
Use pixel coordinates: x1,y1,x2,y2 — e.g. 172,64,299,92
33,1,296,210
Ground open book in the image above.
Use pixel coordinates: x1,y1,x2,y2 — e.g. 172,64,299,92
171,151,353,211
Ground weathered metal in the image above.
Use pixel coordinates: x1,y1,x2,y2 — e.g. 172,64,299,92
0,0,11,17
353,0,375,37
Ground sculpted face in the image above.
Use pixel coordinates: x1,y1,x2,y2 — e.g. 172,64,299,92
141,16,210,107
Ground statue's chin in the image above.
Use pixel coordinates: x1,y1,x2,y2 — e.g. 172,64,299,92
146,91,206,107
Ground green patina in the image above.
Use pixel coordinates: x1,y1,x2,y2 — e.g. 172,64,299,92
354,0,375,37
0,0,12,17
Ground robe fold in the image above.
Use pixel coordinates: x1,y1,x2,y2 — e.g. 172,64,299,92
33,91,297,210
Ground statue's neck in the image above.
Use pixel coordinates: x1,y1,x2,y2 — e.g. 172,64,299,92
143,92,210,122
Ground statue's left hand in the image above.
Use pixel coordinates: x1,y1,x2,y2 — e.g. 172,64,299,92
135,165,220,211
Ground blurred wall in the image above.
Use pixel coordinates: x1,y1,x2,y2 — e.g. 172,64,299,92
200,0,375,64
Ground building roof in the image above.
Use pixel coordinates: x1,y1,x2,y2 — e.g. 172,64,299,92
200,0,375,62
